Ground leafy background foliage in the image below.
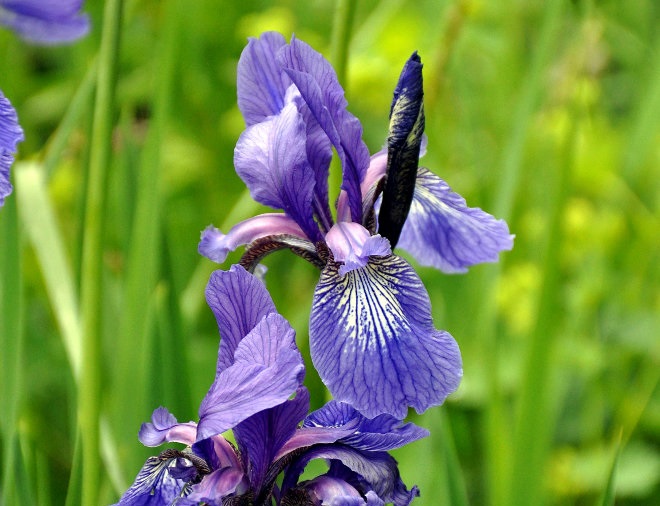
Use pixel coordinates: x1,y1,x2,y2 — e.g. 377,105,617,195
0,0,658,504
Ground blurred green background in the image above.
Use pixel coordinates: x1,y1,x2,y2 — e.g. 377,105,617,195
1,0,658,504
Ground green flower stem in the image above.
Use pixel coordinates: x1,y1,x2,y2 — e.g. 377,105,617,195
331,0,358,86
78,0,124,503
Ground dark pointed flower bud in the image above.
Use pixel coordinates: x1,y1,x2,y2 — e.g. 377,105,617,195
378,52,425,248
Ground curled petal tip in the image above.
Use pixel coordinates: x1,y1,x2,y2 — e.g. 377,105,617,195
138,407,197,447
198,225,231,263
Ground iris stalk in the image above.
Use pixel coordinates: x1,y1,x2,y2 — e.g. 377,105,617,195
78,0,123,504
330,0,357,86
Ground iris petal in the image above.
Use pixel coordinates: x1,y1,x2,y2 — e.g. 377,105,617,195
197,312,305,441
198,214,307,264
185,467,247,504
0,91,24,206
283,446,418,506
397,168,514,273
234,102,320,241
237,32,334,227
310,255,462,419
0,0,89,45
138,407,197,447
378,52,425,249
233,387,310,492
303,401,429,452
277,37,370,224
205,265,278,373
326,222,391,276
112,455,190,506
237,31,290,125
302,475,367,505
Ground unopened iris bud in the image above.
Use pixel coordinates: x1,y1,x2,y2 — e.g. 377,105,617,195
378,52,425,248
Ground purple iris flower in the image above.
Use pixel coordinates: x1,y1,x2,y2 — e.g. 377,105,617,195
199,33,513,419
0,0,89,45
0,90,24,207
115,265,426,506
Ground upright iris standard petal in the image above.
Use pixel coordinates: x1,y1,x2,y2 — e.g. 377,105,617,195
0,0,89,45
237,31,290,125
205,264,277,372
234,102,321,242
196,312,305,441
310,255,463,419
277,36,370,224
397,168,514,273
378,52,425,249
237,33,334,228
0,91,24,207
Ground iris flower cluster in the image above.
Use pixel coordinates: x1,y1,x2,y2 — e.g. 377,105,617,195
0,0,90,208
117,31,512,506
4,11,513,502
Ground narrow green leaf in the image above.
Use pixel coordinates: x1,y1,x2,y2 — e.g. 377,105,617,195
65,431,83,506
598,434,622,506
41,58,98,179
112,0,182,476
440,411,470,506
79,0,125,502
14,162,82,377
0,194,25,505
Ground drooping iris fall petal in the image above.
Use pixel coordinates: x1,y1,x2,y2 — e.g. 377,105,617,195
310,255,462,419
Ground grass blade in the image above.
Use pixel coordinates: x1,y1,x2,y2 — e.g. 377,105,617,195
14,162,82,377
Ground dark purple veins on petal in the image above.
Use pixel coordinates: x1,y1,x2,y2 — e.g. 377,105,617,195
205,265,277,373
309,255,463,419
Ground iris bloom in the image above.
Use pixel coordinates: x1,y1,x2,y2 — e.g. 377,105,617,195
116,265,425,506
199,33,513,419
0,0,89,44
0,90,23,207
